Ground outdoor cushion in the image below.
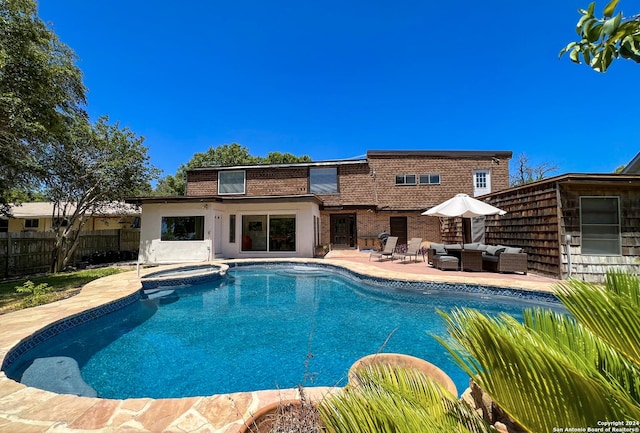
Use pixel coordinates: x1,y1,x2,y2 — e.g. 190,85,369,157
463,243,480,250
476,244,488,251
444,244,462,250
504,247,523,254
430,243,447,255
485,245,506,256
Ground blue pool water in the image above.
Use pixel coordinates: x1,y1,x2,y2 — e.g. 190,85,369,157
5,264,562,399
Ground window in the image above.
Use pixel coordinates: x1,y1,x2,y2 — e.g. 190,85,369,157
161,216,205,241
395,174,416,185
580,197,621,255
310,167,338,194
475,172,487,188
242,214,296,252
0,219,7,233
473,170,491,196
25,219,39,229
53,218,69,228
269,215,296,251
419,174,441,185
229,214,236,243
218,170,246,195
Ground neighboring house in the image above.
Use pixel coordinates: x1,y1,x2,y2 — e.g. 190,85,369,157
481,173,640,282
128,150,511,264
622,151,640,174
0,202,140,233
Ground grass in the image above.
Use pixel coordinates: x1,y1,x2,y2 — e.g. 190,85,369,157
0,267,128,314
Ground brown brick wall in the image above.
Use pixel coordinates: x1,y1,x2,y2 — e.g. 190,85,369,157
186,155,510,205
247,168,308,195
366,154,510,211
187,168,308,196
319,210,441,250
317,164,375,206
186,171,217,196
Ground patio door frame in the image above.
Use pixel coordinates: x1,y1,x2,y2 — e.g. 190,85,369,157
330,213,357,248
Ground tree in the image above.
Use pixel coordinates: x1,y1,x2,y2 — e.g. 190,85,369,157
437,272,640,432
154,143,312,196
510,153,558,186
0,0,86,214
560,0,640,72
41,116,159,273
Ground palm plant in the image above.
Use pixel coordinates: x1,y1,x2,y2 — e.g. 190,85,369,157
436,271,640,432
318,363,491,433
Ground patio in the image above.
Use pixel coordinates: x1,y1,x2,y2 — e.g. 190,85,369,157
0,255,558,433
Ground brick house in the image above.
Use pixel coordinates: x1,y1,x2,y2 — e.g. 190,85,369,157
129,150,511,264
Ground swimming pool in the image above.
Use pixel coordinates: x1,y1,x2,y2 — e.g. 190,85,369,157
4,263,562,399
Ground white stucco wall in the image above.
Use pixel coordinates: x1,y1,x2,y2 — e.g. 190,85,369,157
221,201,319,259
138,201,320,264
138,203,218,264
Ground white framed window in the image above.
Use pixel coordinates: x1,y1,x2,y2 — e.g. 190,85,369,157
580,196,621,255
161,216,205,241
419,174,441,185
241,214,296,252
218,170,246,195
473,170,491,196
395,174,416,185
310,167,338,194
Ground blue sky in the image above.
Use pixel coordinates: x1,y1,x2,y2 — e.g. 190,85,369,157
38,1,639,178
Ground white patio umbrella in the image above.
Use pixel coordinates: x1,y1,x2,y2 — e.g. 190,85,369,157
422,193,506,244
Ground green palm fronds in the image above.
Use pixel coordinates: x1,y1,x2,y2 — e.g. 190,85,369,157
437,271,640,433
318,363,491,433
555,272,640,366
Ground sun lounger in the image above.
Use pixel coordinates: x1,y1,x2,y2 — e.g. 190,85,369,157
393,238,424,262
369,236,398,261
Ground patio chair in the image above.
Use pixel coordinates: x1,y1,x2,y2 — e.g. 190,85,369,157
393,238,424,262
369,236,398,261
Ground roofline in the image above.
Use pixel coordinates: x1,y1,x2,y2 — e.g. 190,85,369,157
622,151,640,174
188,158,368,173
366,150,513,159
482,172,640,198
126,194,323,206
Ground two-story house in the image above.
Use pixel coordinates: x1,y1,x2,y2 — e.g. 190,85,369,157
129,150,511,264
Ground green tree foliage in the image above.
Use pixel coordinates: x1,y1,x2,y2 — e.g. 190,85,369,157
560,0,640,72
436,271,640,433
0,0,86,214
510,153,558,187
154,143,312,196
41,115,159,272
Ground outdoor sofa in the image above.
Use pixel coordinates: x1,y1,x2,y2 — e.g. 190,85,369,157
427,242,528,274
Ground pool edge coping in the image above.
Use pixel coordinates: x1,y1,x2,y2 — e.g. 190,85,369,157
0,258,560,432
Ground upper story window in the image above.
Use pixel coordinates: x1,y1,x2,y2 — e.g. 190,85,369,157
473,170,491,196
310,167,338,194
419,174,440,185
218,170,246,195
161,216,205,241
395,174,416,185
0,219,7,233
580,196,621,255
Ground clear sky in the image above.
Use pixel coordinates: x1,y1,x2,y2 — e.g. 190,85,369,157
38,1,639,179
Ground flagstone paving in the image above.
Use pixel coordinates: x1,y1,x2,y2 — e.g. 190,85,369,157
0,253,558,432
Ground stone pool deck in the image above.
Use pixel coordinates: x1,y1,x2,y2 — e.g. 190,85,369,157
0,254,559,433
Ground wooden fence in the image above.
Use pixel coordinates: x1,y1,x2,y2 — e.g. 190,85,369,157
0,230,140,278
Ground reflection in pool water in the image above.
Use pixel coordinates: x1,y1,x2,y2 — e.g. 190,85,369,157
4,263,562,399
